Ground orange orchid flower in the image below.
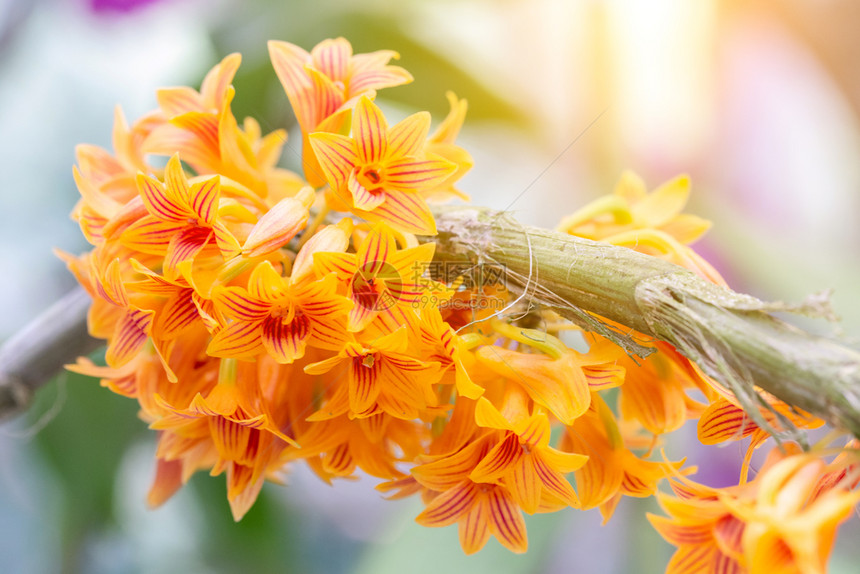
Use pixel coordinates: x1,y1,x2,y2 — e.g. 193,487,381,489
121,155,241,278
308,96,457,234
561,396,686,522
304,327,442,420
470,391,588,514
412,433,529,554
146,53,303,198
268,38,413,187
313,222,439,331
208,260,352,364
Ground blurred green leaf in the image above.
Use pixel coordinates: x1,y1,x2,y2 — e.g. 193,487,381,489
29,355,145,569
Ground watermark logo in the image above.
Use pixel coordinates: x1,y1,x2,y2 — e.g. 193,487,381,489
350,260,509,312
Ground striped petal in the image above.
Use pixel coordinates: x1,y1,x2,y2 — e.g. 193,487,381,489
164,154,193,205
207,320,264,358
349,58,413,95
487,486,527,553
154,292,200,340
200,52,241,111
532,452,580,507
353,96,388,164
310,37,352,82
412,439,489,491
268,40,314,131
415,480,479,527
262,313,310,364
121,217,185,255
307,67,345,128
349,356,381,414
356,223,396,271
170,112,220,163
189,175,220,226
214,287,271,321
383,156,457,193
212,221,242,259
164,226,211,278
322,442,355,477
107,308,154,367
646,514,714,547
458,494,491,555
509,455,541,514
308,132,357,190
388,111,431,159
698,399,757,445
137,172,190,222
665,544,715,574
248,260,287,302
584,364,625,390
470,432,523,483
357,188,437,235
143,124,220,173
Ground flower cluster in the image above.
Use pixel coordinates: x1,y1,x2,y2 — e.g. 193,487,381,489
64,38,859,570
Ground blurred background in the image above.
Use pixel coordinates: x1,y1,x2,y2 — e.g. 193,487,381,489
1,0,859,572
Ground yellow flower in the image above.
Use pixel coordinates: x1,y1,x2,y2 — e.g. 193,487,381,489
268,38,413,187
309,96,458,234
208,260,352,364
558,171,724,284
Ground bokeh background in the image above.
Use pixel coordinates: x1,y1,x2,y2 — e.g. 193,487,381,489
1,0,859,572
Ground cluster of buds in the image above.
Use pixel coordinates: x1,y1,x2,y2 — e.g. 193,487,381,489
64,38,859,569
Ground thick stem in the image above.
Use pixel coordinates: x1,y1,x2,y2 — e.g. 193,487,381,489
3,208,860,440
0,287,99,419
432,207,860,438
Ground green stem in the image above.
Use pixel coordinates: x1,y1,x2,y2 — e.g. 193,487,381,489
430,206,860,439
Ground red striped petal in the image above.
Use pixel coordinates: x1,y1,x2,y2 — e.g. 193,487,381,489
358,188,437,235
470,433,523,483
323,442,355,476
106,308,154,367
384,156,457,192
214,287,271,321
170,112,220,162
308,132,357,190
310,37,352,82
353,96,388,164
137,172,190,221
262,313,310,364
458,493,491,554
268,40,315,131
307,67,345,127
388,111,431,159
349,66,413,95
647,514,714,546
666,544,715,574
486,486,527,553
164,226,211,278
190,175,220,225
532,451,579,507
698,399,757,445
349,355,381,414
121,217,185,255
415,480,479,527
207,320,264,358
510,455,540,514
154,292,200,340
584,364,625,390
